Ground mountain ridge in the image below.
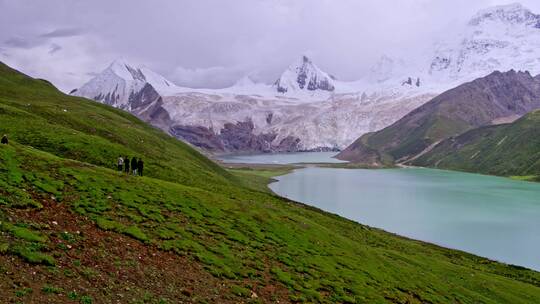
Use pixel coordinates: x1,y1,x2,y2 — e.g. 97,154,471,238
410,108,540,179
337,69,540,164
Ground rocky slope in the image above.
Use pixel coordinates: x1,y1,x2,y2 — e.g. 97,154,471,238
337,70,540,164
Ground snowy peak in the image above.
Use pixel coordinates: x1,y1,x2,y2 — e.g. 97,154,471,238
72,59,180,108
108,59,146,82
468,3,540,28
428,3,540,84
273,55,335,94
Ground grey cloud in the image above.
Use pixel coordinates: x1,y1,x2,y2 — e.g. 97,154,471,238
171,65,248,88
49,43,62,54
2,0,540,90
40,27,84,38
4,36,38,49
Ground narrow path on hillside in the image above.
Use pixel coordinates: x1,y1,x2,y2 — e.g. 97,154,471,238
398,140,442,165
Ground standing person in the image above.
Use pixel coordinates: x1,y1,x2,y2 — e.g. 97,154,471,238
131,156,138,176
137,158,144,177
1,134,7,145
117,156,124,174
124,156,130,175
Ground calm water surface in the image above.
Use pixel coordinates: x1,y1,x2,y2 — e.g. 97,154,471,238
218,152,346,164
269,167,540,270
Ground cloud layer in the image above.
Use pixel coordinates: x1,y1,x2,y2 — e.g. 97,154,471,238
2,0,540,91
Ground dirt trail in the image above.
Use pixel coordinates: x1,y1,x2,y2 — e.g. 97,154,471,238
398,140,442,165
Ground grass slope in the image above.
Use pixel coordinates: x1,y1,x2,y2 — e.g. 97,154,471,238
0,62,232,190
2,62,540,303
413,110,540,180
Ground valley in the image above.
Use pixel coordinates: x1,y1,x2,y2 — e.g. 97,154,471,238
3,57,540,303
3,1,540,303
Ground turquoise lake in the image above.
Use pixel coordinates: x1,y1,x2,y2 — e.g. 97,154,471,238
268,166,540,270
217,151,346,164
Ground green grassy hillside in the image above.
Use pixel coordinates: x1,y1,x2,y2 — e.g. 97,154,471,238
2,62,540,303
0,62,232,190
413,110,540,180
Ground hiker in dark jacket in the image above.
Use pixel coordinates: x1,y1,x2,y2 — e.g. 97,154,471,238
124,156,130,174
117,156,124,173
131,157,138,176
1,134,7,145
137,158,144,176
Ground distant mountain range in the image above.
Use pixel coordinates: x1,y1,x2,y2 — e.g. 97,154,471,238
72,57,433,152
72,3,540,154
337,70,540,165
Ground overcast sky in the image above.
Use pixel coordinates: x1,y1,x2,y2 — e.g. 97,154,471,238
2,0,540,91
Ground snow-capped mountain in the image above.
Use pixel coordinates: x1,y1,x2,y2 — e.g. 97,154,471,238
71,59,181,110
429,3,540,83
73,3,540,154
273,55,335,94
362,3,540,92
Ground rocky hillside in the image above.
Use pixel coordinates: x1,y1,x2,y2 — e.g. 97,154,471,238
337,70,540,164
412,109,540,180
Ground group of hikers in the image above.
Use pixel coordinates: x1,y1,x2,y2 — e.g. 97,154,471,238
117,156,144,177
2,133,144,177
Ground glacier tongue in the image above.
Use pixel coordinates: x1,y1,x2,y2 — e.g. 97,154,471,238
161,91,435,151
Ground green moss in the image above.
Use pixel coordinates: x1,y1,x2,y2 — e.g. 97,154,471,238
68,291,79,300
11,225,47,242
95,217,124,232
157,227,176,240
80,295,93,304
12,246,55,266
230,285,250,297
15,287,32,297
271,267,296,289
0,242,9,254
123,225,149,242
41,285,64,294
